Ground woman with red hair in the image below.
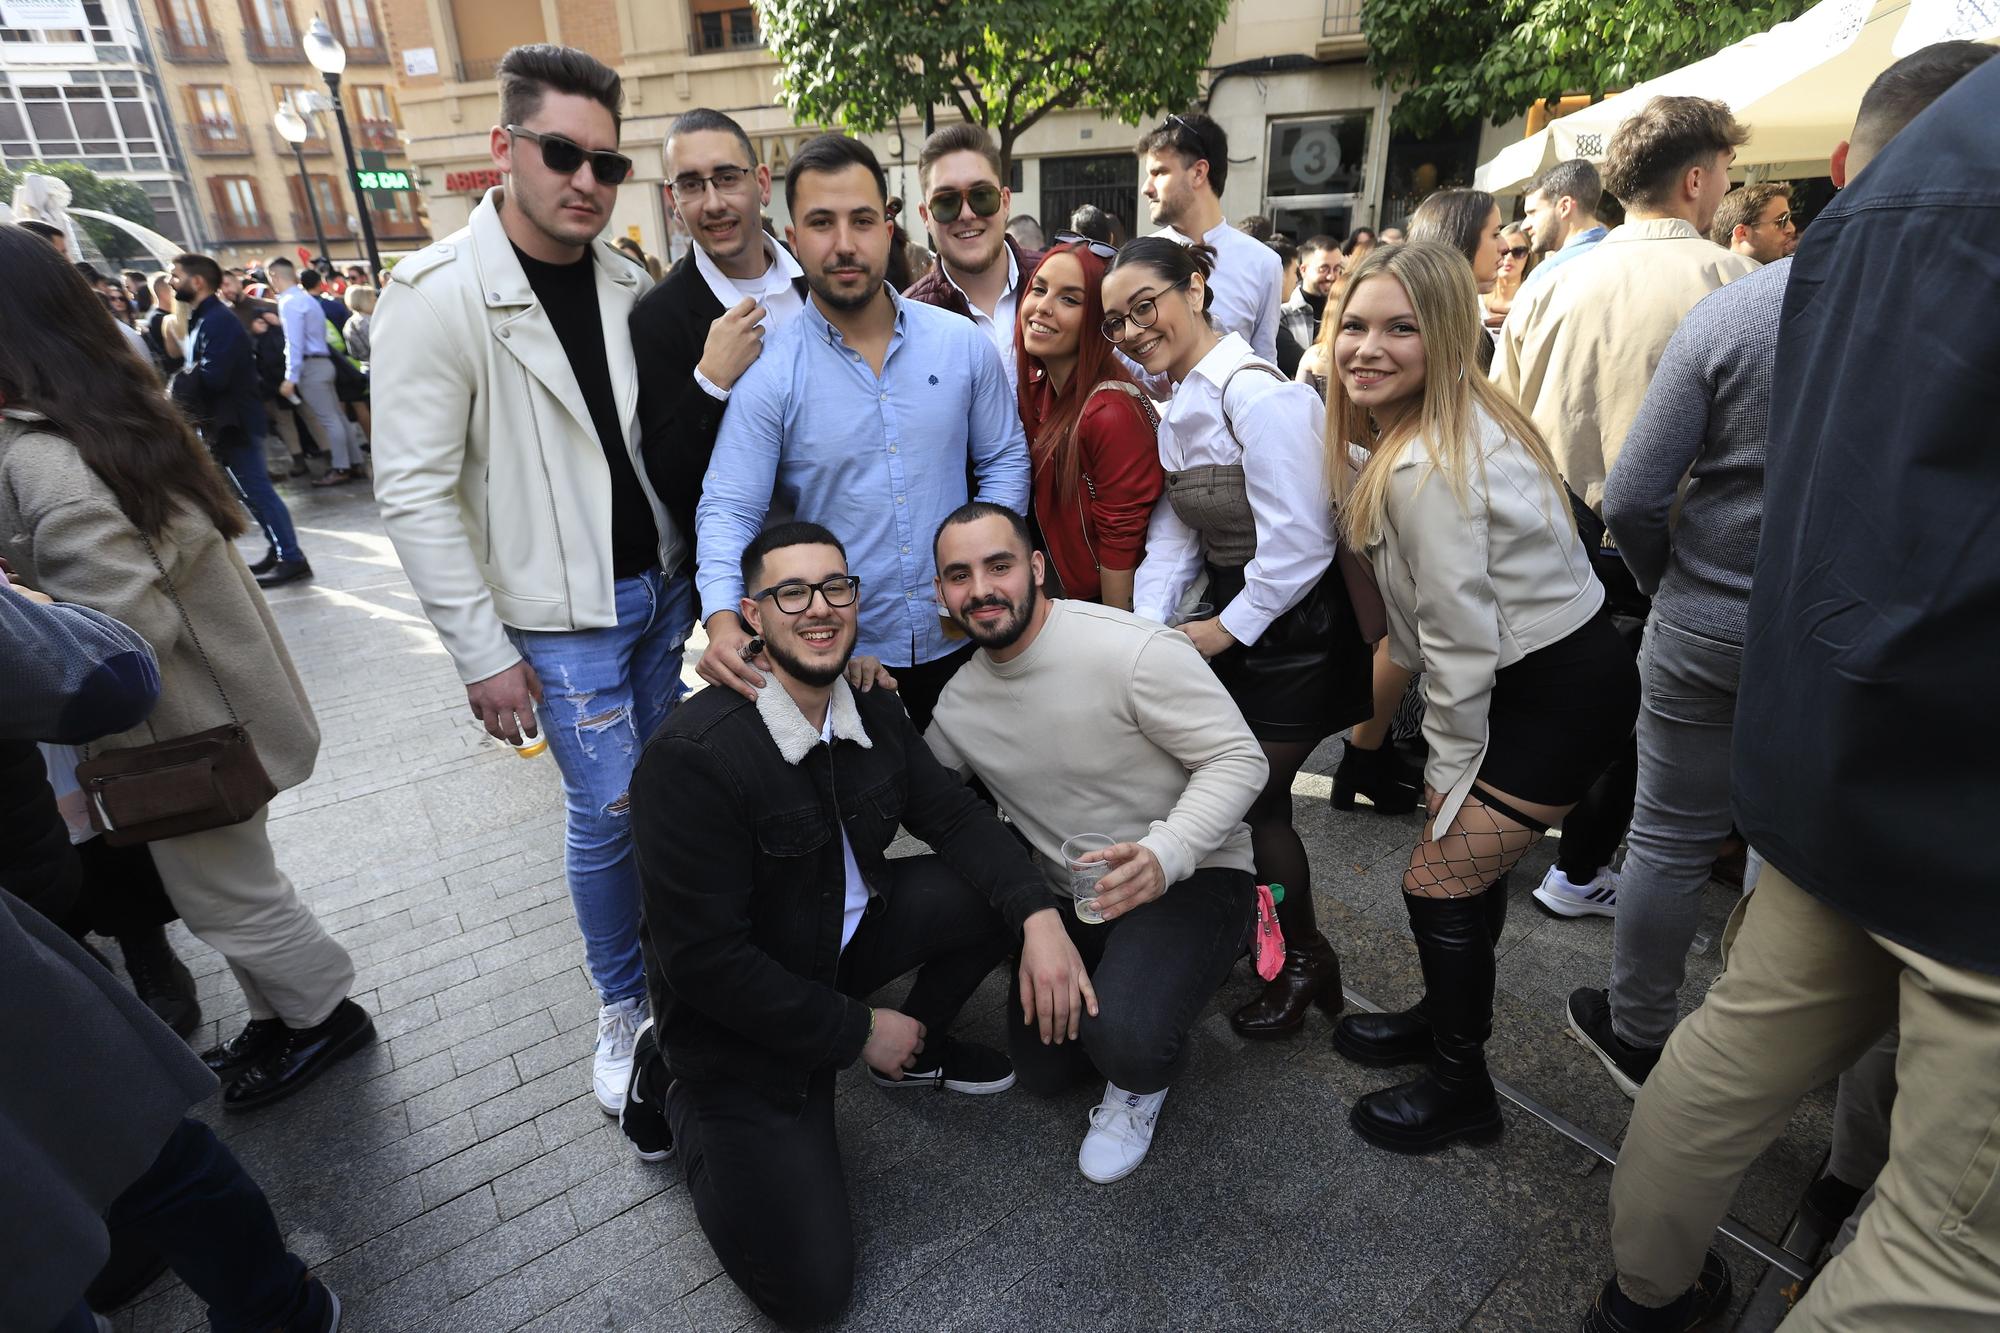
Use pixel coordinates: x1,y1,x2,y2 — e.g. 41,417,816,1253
1015,236,1164,608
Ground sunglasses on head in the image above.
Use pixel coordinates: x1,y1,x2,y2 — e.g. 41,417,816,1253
1164,112,1208,160
1052,232,1117,261
927,183,1003,225
506,125,634,186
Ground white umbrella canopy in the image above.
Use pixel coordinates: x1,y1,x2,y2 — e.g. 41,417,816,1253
1474,0,2000,193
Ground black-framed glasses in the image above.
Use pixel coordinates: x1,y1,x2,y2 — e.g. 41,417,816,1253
1100,277,1188,342
927,184,1003,224
1053,231,1116,261
669,164,753,201
506,125,634,186
752,575,862,615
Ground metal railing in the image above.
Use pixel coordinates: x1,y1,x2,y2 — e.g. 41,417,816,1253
242,23,302,62
157,27,226,60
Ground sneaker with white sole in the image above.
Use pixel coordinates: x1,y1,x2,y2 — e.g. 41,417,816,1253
1532,865,1619,918
618,1018,674,1162
593,996,645,1115
1566,988,1664,1099
869,1036,1016,1094
1078,1082,1168,1184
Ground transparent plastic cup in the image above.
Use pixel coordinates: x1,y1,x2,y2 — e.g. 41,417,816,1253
508,706,547,759
1061,833,1116,924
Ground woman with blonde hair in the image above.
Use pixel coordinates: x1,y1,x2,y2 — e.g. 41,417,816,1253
1323,242,1637,1153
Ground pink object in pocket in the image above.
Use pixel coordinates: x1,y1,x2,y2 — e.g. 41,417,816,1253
1251,883,1287,981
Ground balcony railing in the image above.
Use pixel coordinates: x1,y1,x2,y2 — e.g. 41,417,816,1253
191,119,252,155
371,209,428,239
158,27,226,60
689,6,761,55
214,217,276,243
293,208,354,239
243,23,301,62
1324,0,1362,37
354,118,401,151
268,126,330,156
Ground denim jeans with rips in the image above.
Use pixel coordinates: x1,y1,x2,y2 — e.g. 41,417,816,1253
508,567,692,1005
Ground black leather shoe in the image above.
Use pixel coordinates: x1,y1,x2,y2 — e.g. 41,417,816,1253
202,1017,286,1079
1330,739,1420,815
255,558,313,588
1580,1250,1731,1332
1334,878,1509,1067
1351,892,1504,1153
1231,930,1344,1037
118,927,201,1039
223,999,375,1111
247,547,280,575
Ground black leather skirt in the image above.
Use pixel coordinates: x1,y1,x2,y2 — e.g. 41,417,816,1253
1203,562,1373,744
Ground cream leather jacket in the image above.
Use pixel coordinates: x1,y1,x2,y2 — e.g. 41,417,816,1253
371,188,672,685
1367,408,1603,833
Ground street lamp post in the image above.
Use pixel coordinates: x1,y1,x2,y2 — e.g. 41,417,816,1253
303,15,383,281
273,100,332,263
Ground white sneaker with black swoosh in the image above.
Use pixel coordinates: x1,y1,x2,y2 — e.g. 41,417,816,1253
617,1018,674,1163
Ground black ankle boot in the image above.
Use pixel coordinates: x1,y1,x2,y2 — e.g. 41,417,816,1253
1231,929,1343,1038
1332,875,1509,1067
1350,892,1504,1153
1330,739,1420,815
119,925,201,1039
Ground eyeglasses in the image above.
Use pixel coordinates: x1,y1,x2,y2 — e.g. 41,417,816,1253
506,125,634,186
1053,232,1117,261
752,575,862,615
1164,112,1208,160
1100,277,1189,343
1503,245,1530,259
669,165,753,201
927,184,1003,225
1754,210,1795,229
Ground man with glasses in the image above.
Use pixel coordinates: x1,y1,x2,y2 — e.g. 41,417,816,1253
631,107,807,566
904,122,1041,395
1136,110,1282,361
1278,234,1340,376
693,133,1029,729
621,520,1082,1327
1709,182,1798,264
373,44,686,1118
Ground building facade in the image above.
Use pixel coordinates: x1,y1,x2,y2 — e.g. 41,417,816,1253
0,0,199,252
379,0,1520,261
139,0,424,266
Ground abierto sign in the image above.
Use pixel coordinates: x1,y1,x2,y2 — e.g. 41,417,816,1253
444,169,504,194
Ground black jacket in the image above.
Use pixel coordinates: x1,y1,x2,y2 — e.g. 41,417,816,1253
1734,55,2000,974
170,295,264,444
632,682,1047,1108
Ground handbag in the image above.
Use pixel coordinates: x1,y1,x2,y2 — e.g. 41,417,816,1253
75,536,276,846
330,350,370,404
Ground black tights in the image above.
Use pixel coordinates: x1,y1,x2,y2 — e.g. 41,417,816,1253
1248,739,1322,940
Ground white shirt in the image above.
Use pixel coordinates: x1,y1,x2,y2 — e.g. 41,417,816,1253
941,242,1022,395
1131,332,1336,646
692,234,806,400
820,710,871,952
1158,219,1282,363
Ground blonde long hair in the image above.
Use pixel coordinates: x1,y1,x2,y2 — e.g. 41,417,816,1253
1324,242,1570,549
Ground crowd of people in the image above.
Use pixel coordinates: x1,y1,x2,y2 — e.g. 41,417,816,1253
2,33,1995,1333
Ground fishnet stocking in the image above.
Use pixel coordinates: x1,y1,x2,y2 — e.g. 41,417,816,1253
1403,792,1541,899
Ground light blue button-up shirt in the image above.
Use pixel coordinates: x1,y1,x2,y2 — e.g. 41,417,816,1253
276,284,330,381
696,288,1030,666
1518,225,1608,294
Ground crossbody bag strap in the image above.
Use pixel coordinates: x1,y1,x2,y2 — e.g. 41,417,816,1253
1216,358,1288,456
139,532,240,727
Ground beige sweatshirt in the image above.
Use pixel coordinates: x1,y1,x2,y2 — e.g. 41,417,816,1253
924,600,1268,890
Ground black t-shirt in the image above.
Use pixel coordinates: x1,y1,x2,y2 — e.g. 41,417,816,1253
514,244,660,578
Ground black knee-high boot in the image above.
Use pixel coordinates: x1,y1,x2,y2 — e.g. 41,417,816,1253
1230,880,1343,1038
1332,875,1508,1066
1349,891,1504,1153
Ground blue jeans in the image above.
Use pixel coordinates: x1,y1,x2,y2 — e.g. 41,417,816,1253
215,430,304,564
509,568,692,1004
52,1119,327,1333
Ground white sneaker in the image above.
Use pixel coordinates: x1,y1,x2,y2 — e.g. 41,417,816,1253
1532,865,1619,919
1078,1082,1168,1184
592,996,644,1115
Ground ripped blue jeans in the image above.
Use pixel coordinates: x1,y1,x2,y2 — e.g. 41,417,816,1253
508,568,693,1004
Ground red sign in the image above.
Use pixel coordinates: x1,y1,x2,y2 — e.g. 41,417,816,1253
445,169,503,194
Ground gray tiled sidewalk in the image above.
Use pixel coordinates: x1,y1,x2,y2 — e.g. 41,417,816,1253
110,479,1827,1332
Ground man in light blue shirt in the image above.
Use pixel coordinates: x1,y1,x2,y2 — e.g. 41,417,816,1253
695,133,1029,728
1517,158,1610,295
267,256,363,483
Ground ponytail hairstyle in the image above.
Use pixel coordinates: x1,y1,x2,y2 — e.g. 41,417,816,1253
1323,241,1570,551
1104,236,1217,317
1013,240,1143,506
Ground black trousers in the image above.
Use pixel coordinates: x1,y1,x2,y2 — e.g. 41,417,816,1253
887,643,974,733
1557,559,1650,881
1008,865,1254,1096
664,853,1011,1328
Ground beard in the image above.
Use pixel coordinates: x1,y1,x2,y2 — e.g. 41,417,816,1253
952,578,1039,652
764,624,855,688
805,257,885,312
173,282,196,303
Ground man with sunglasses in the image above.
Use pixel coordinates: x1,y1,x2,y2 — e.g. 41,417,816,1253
904,122,1041,395
1709,182,1798,264
622,520,1085,1326
631,108,807,566
1136,111,1282,362
373,44,687,1119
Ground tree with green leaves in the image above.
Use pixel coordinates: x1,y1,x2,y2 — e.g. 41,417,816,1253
755,0,1233,173
1362,0,1815,136
0,160,157,263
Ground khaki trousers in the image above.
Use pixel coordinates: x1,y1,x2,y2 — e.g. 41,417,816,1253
1608,866,2000,1330
148,807,354,1028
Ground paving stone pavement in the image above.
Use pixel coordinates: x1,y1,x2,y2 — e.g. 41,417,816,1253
107,477,1828,1332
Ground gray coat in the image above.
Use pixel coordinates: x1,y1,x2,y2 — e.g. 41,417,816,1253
0,886,217,1328
0,410,319,790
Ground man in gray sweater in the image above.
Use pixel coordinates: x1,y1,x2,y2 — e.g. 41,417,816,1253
923,503,1267,1185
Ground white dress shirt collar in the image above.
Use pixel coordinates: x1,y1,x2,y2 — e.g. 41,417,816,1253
693,233,803,309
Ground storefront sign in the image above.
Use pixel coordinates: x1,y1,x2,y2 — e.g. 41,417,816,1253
444,169,503,194
0,0,88,26
403,46,438,77
356,168,412,192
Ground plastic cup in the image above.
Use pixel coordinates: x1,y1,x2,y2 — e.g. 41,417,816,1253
1061,833,1116,924
1170,602,1216,628
507,706,547,759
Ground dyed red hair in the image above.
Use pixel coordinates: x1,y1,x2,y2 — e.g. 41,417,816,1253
1013,240,1139,505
